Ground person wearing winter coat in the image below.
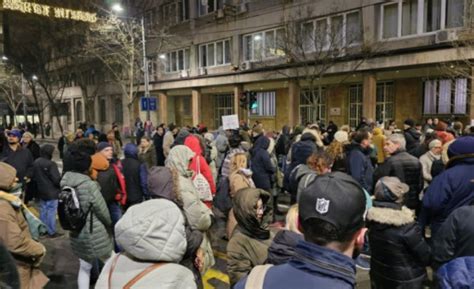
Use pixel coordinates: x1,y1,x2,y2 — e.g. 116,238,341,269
326,131,349,172
153,125,166,166
221,131,245,179
403,119,421,155
372,127,387,164
275,125,291,158
250,136,276,192
165,145,215,275
436,256,474,289
106,130,122,159
61,149,113,289
346,130,374,194
203,133,218,182
215,127,229,169
184,134,216,206
147,166,205,288
420,137,474,237
432,202,474,269
419,139,442,189
0,162,48,289
295,151,334,202
227,188,274,286
138,136,157,170
435,121,455,145
121,143,148,211
95,199,197,289
0,241,20,289
21,132,40,160
367,177,431,289
163,124,178,158
32,144,61,237
374,133,423,212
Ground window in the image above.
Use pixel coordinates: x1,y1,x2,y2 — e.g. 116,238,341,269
376,82,394,124
144,9,155,32
66,102,72,124
299,88,327,125
182,96,192,116
162,1,189,26
99,97,107,123
243,28,285,62
114,97,123,124
75,101,83,122
249,91,276,117
348,84,363,129
381,0,464,39
198,0,225,16
302,10,362,52
199,39,231,67
178,0,190,22
164,48,190,73
214,94,234,128
423,78,467,114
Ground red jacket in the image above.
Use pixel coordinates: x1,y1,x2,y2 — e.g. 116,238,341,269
184,135,216,197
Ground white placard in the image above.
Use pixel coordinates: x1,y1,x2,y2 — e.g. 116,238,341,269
222,114,239,130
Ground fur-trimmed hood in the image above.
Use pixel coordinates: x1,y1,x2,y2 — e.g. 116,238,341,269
367,206,414,227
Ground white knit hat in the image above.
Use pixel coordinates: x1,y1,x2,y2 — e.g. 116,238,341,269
334,131,349,143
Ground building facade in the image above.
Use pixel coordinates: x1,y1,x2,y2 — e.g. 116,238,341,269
138,0,474,131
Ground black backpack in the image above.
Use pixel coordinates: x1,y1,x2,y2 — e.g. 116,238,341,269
58,186,93,232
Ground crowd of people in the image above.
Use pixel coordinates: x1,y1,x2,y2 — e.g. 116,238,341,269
0,115,473,289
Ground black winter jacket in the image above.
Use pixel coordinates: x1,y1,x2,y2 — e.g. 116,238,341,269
404,128,421,155
96,167,119,204
266,230,303,265
250,137,275,191
346,143,374,194
32,145,61,200
374,150,423,211
0,145,34,184
25,141,41,160
432,205,474,268
367,202,431,289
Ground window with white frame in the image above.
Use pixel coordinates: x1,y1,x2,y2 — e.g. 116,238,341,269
302,10,362,52
162,0,189,26
376,82,394,124
348,84,363,129
199,39,231,67
164,48,190,73
423,78,467,114
214,94,234,128
299,88,327,125
249,91,276,116
381,0,464,39
243,28,285,61
198,0,225,16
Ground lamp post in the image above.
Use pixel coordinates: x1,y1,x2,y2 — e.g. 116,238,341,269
111,3,151,124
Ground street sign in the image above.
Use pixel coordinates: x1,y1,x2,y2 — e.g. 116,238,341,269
140,97,148,111
149,98,157,111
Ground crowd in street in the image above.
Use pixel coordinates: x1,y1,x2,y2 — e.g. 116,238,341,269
0,115,474,289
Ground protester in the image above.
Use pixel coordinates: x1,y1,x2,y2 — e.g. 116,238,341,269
75,128,84,141
215,127,229,168
367,177,431,289
326,130,348,172
436,256,474,289
403,118,421,155
421,136,474,237
250,136,276,192
227,188,274,286
346,130,374,194
234,172,367,289
295,151,334,202
372,127,386,164
112,123,123,147
134,117,144,145
153,125,166,166
204,132,218,182
122,143,148,211
32,144,61,238
95,199,197,289
419,139,442,189
163,123,178,158
61,149,113,289
374,133,423,212
423,118,434,133
57,132,75,159
138,136,157,170
274,125,291,161
22,132,40,160
106,129,122,159
435,121,455,144
0,162,48,289
220,131,245,179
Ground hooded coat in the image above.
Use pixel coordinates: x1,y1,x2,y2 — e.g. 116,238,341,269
250,137,276,191
404,127,421,154
437,257,474,289
184,135,216,196
266,230,303,265
284,133,317,192
122,144,148,207
215,127,229,168
372,128,387,164
165,146,215,273
367,202,431,289
60,171,113,264
138,143,157,169
227,188,274,286
32,145,61,201
95,199,196,289
346,142,374,194
153,131,166,166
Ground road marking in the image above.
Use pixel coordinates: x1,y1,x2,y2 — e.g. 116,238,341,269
203,268,230,289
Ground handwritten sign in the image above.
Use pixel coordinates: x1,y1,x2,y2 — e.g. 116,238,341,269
222,114,239,130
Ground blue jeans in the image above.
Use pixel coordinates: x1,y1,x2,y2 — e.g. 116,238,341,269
39,199,58,235
107,202,123,252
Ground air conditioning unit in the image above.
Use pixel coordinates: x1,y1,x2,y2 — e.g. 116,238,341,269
216,9,225,19
238,2,248,14
198,67,207,75
241,61,252,71
180,70,190,78
435,30,459,43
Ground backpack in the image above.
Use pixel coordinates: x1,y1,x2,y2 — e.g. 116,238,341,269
58,186,93,232
111,162,127,206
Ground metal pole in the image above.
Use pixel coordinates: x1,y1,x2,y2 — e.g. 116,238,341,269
141,17,150,125
20,67,28,130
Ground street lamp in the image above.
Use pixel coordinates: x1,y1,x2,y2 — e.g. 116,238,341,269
1,56,8,61
111,3,151,127
32,75,38,81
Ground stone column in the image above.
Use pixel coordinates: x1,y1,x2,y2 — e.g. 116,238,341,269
192,88,201,126
363,74,377,121
288,80,300,127
158,92,168,125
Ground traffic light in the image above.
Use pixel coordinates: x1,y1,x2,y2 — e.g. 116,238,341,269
239,92,248,108
248,91,257,110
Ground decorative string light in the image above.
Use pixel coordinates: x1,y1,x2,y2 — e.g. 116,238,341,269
3,0,97,23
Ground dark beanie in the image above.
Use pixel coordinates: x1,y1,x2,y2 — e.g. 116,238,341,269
447,136,474,158
65,150,91,173
97,142,112,152
404,119,415,127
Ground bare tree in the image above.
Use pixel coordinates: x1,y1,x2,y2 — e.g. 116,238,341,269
0,65,23,126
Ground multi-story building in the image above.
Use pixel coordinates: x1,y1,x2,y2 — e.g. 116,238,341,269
138,0,473,131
